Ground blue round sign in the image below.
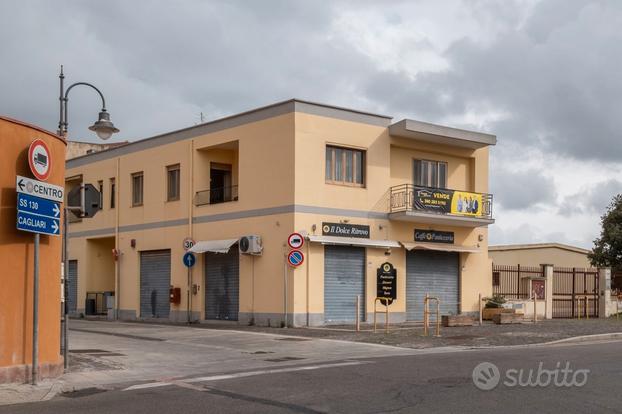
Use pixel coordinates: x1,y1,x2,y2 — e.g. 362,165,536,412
287,249,304,267
183,252,196,268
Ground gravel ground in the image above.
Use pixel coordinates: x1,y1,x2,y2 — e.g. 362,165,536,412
188,318,622,349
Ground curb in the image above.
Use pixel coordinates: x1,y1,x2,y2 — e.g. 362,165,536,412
542,332,622,345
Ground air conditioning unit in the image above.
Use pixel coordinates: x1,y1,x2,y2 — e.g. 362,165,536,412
239,235,262,255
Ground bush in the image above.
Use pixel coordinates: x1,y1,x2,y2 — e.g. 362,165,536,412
484,294,506,309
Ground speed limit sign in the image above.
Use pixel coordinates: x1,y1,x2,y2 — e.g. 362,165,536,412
183,237,195,251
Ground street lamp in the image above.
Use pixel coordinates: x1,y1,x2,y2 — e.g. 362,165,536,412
57,65,119,372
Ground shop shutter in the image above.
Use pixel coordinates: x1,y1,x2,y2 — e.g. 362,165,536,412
324,245,365,323
406,250,459,321
205,245,239,321
67,260,78,313
140,250,171,318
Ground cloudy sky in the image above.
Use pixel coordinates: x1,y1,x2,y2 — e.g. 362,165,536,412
1,0,620,248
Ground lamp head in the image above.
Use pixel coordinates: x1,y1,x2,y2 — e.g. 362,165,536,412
89,110,119,140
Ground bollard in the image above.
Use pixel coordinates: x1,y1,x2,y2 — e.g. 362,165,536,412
533,293,537,324
355,295,360,332
435,299,440,337
478,293,483,326
423,293,429,336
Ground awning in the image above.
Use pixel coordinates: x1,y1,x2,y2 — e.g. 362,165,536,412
189,239,238,254
400,241,480,253
307,235,400,249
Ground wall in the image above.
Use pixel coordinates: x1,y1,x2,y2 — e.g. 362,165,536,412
0,116,65,383
490,247,591,268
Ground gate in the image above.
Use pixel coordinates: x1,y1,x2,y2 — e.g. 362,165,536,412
492,264,542,299
552,267,599,318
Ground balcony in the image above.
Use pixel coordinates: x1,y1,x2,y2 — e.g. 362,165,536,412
389,184,494,227
195,185,238,206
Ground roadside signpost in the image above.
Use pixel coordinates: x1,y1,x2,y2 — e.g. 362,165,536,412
183,237,195,251
28,139,52,181
287,232,304,249
67,183,101,218
16,175,64,202
182,251,196,324
183,252,196,268
287,249,304,267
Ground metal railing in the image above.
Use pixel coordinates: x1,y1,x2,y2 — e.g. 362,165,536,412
194,185,238,206
389,184,493,219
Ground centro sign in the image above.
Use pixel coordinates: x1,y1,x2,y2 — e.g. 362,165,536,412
16,175,64,203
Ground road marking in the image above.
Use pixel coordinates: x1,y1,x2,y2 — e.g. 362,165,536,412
122,360,369,391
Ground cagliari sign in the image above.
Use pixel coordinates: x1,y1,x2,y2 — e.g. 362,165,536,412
413,188,483,217
322,222,370,238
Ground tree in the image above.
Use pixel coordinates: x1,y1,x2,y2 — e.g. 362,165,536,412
589,194,622,271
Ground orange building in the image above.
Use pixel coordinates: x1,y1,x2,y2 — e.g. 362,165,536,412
0,116,66,383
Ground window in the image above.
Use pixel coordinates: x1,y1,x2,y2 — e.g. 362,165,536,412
131,172,143,207
110,178,116,209
413,159,448,188
167,164,180,201
97,180,103,208
325,146,365,186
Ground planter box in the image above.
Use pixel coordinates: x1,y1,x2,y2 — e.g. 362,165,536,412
442,314,474,327
482,307,515,320
492,313,524,324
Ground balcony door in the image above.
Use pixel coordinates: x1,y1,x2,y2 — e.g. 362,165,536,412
210,163,232,204
413,159,447,189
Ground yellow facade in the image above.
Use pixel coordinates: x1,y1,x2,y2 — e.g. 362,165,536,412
66,100,496,326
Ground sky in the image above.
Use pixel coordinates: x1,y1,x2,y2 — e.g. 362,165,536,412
1,0,620,249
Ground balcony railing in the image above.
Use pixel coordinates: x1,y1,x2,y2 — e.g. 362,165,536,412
390,184,493,220
195,185,238,206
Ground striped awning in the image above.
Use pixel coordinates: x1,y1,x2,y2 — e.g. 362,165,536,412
189,239,238,254
307,235,400,249
400,241,480,253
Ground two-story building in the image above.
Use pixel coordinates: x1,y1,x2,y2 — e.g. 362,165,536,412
65,99,496,326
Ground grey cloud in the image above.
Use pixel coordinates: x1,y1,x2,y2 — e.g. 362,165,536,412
491,167,557,210
559,179,622,216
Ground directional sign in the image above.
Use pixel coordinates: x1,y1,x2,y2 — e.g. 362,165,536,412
16,175,64,203
183,252,196,268
17,210,60,236
18,193,61,219
287,233,304,249
28,139,52,181
287,249,304,267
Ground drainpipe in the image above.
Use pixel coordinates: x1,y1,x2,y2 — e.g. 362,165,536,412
115,157,120,319
188,139,194,322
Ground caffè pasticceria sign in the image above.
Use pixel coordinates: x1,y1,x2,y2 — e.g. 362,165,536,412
322,222,370,238
415,229,454,244
377,262,397,305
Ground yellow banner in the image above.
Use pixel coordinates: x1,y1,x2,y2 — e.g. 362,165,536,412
451,191,483,217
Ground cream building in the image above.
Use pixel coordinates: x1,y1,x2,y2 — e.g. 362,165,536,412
65,99,496,326
489,243,592,269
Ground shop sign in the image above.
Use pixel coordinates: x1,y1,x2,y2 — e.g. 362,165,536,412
412,187,483,217
415,229,454,244
322,222,370,238
376,262,397,305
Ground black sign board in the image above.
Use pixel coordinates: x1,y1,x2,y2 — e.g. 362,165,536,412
322,222,370,238
377,262,397,305
415,229,454,244
68,183,102,218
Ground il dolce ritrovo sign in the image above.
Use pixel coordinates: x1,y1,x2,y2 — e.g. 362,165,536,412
322,222,370,238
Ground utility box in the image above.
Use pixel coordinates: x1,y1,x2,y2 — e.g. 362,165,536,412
169,287,181,304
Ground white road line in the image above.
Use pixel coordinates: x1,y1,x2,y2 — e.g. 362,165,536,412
122,360,369,391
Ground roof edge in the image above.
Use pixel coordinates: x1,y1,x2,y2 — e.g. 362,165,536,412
489,243,590,255
0,115,66,145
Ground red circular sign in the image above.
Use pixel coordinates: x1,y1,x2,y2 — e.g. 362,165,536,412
287,249,304,267
28,139,52,181
287,232,304,249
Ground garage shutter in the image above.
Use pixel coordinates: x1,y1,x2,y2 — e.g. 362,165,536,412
67,260,78,313
205,245,239,321
406,250,459,321
140,250,171,318
324,245,365,323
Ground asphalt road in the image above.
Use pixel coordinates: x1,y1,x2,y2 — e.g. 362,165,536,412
3,339,622,414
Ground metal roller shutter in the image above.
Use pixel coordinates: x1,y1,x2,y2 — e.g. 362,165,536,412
140,250,171,318
205,245,239,321
324,245,365,323
406,250,459,321
67,260,78,313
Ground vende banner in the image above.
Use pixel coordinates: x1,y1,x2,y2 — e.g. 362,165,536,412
412,188,483,217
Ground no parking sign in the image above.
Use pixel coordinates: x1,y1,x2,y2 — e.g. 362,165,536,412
287,249,304,267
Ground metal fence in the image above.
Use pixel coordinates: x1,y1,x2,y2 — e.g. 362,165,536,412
492,264,543,299
194,185,238,206
552,267,599,318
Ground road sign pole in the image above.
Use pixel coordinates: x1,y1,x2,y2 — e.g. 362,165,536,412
32,233,40,384
63,207,69,370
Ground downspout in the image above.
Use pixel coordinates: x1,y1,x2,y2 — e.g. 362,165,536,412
115,157,120,319
188,139,194,322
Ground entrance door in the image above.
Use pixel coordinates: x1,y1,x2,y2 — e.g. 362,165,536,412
205,245,239,320
406,250,459,321
140,250,171,318
67,260,78,314
324,245,365,323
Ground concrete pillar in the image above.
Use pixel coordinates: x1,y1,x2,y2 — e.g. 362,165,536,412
599,268,612,318
541,264,553,319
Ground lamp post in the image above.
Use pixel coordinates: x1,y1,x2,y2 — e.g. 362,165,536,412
57,65,119,372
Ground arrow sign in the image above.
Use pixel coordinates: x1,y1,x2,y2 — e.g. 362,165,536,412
16,175,64,203
17,193,61,219
183,252,196,268
17,210,60,236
